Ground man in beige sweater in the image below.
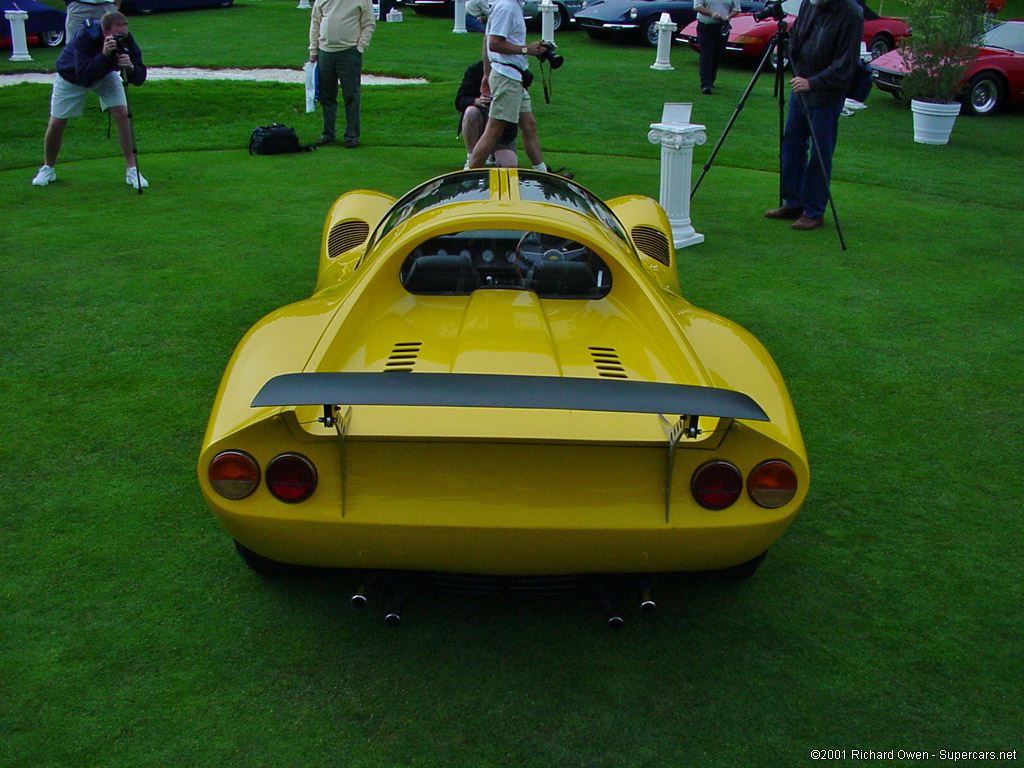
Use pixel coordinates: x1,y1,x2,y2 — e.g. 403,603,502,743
309,0,375,147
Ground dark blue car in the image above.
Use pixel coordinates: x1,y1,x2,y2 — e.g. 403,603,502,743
577,0,763,47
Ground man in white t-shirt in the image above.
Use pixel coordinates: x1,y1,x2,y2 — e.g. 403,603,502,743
466,0,549,170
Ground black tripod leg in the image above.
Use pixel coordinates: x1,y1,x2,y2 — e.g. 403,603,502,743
691,38,779,200
122,69,142,195
795,91,847,250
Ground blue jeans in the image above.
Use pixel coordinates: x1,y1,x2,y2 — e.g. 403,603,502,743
318,47,362,143
780,96,843,219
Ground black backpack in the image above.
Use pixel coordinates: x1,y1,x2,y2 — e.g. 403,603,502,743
248,124,313,155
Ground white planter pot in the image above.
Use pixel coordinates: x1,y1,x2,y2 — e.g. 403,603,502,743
910,99,961,145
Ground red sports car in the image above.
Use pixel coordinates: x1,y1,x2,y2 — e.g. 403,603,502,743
678,0,909,69
871,20,1024,116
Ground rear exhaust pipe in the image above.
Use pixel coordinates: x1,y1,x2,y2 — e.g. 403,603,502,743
640,587,657,614
384,610,402,627
351,590,368,608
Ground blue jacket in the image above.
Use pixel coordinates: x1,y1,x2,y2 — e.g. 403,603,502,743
56,20,147,88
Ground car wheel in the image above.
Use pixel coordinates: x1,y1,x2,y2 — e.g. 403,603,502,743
234,539,290,575
643,16,665,47
867,33,892,59
41,29,65,47
964,72,1003,116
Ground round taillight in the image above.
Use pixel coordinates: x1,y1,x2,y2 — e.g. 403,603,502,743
692,461,743,510
748,460,798,509
209,450,260,500
266,453,317,503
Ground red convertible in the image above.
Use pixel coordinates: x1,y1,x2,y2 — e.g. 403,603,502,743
871,20,1024,116
678,0,909,68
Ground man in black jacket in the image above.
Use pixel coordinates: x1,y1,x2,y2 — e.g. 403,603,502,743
32,11,148,189
764,0,862,230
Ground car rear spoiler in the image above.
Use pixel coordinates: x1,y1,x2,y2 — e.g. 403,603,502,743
253,373,768,523
251,372,769,423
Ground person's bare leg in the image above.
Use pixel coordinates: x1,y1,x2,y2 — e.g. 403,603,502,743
110,105,137,168
469,117,511,168
518,112,543,168
43,117,68,167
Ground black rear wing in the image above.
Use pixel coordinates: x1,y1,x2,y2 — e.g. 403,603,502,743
251,372,769,422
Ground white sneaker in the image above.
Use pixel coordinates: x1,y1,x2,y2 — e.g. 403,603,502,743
32,165,56,186
126,167,149,189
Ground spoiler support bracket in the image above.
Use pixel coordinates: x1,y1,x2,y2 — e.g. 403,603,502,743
659,414,702,524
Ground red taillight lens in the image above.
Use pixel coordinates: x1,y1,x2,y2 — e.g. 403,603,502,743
691,461,743,510
266,453,317,503
748,460,798,508
208,450,260,500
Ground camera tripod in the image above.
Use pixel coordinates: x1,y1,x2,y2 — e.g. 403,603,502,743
121,66,143,195
690,18,846,249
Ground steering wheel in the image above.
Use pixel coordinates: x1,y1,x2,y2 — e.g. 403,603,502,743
515,232,589,266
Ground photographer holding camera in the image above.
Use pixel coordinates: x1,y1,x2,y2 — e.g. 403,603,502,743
764,0,862,231
32,12,147,189
467,0,559,172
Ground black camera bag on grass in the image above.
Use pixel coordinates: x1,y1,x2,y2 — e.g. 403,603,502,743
248,124,314,155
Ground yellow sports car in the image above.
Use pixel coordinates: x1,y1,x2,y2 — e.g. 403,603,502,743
199,169,808,587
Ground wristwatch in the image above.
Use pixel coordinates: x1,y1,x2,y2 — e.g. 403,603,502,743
521,46,528,54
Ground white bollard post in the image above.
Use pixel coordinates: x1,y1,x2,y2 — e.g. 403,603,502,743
648,103,706,248
453,0,467,32
650,12,675,70
540,0,557,44
297,0,311,8
5,10,32,62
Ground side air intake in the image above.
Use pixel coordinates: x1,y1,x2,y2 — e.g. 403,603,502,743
327,219,370,259
631,225,671,267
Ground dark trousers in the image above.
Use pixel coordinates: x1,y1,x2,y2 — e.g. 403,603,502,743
780,96,843,219
318,47,362,143
696,21,728,90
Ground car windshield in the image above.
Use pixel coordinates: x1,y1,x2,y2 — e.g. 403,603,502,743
982,22,1024,53
368,171,630,252
399,229,613,299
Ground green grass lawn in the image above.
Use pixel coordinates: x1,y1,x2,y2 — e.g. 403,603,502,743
2,3,1023,767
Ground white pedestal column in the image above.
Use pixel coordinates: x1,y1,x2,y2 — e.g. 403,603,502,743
5,10,32,62
648,118,706,248
539,0,556,43
297,0,311,9
650,13,675,70
453,0,467,32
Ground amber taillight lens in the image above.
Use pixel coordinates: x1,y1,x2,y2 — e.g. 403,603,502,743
748,460,798,508
691,461,743,510
266,453,317,503
209,450,260,500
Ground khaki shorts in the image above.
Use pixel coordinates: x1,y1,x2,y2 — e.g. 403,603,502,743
488,68,532,124
51,72,126,119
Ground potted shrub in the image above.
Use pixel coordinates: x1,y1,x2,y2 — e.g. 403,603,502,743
899,0,984,144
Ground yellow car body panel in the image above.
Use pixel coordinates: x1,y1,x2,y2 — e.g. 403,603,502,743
199,170,809,576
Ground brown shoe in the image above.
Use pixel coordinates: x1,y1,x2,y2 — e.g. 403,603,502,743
791,215,824,231
764,204,803,220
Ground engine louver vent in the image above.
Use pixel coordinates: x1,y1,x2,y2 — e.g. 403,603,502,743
384,341,422,372
327,219,370,259
589,346,628,379
631,226,671,267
